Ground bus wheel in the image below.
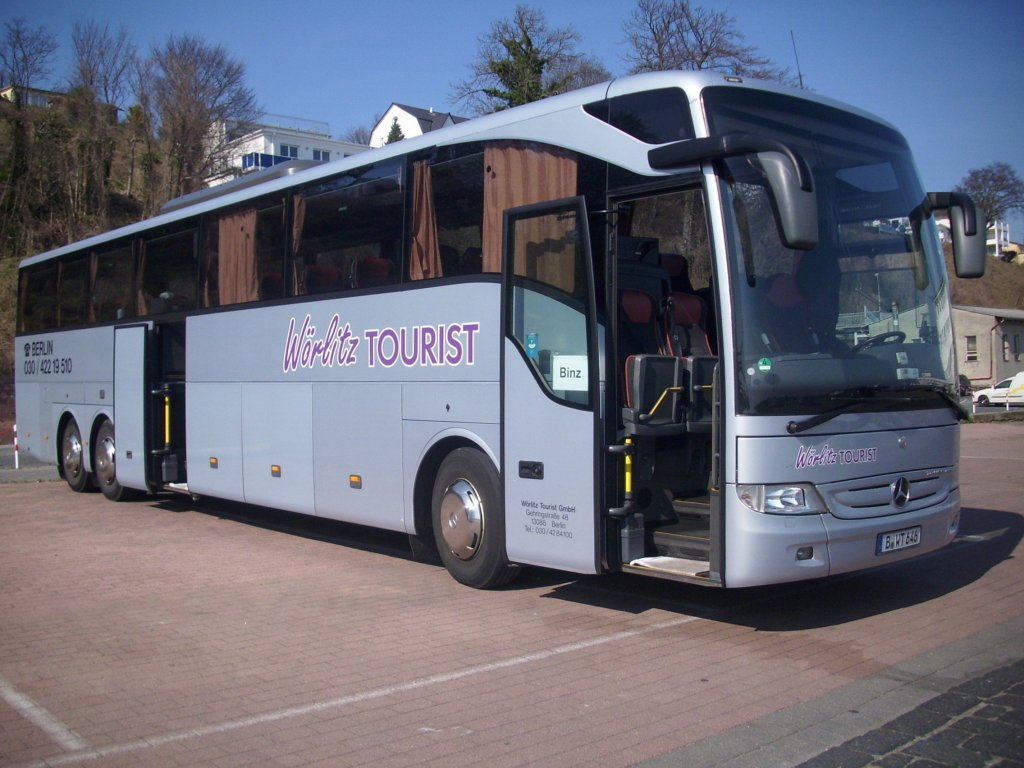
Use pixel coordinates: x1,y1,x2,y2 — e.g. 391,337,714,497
60,418,90,493
432,448,518,588
93,419,137,501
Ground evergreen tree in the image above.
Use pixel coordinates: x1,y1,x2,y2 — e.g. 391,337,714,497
385,116,405,144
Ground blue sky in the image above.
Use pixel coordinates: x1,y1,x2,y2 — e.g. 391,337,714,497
8,0,1024,235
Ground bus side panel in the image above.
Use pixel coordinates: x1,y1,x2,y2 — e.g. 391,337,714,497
15,327,115,466
13,380,42,460
503,343,599,575
241,382,315,515
186,382,244,502
313,382,404,530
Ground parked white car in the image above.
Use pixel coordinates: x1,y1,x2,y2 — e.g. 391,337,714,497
973,372,1024,406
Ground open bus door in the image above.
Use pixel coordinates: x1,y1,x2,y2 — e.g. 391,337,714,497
501,198,602,575
112,324,151,492
111,321,187,495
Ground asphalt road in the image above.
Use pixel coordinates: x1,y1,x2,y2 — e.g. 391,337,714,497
0,422,1021,767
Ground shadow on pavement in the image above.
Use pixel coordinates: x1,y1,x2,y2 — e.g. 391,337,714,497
540,505,1023,629
63,486,1024,631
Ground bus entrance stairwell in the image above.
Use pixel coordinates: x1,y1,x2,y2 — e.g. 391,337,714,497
151,320,187,489
108,321,187,496
608,188,722,585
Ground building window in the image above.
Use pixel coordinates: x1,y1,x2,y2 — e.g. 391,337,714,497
965,335,977,362
313,149,330,161
280,144,298,158
1015,334,1021,362
1004,336,1011,362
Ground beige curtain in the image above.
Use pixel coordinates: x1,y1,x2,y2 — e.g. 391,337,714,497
410,161,443,280
482,142,578,274
218,208,258,305
291,195,306,294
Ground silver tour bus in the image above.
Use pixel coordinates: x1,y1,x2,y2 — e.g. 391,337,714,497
15,71,986,588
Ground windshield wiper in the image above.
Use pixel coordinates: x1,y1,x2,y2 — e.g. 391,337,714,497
786,384,964,434
786,396,907,434
782,378,966,434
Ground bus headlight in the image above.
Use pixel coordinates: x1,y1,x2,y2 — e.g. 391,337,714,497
736,483,827,515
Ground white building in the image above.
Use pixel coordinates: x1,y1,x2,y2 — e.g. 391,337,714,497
208,114,369,186
369,103,468,148
954,305,1024,389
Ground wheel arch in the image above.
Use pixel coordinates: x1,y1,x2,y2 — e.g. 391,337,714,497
411,430,499,541
55,409,77,480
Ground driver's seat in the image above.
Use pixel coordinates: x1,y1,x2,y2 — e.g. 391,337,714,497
761,273,816,353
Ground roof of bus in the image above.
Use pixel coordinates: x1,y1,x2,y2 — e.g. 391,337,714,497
19,70,893,269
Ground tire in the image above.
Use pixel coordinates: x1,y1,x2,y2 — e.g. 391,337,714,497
431,448,518,588
60,418,90,493
977,395,989,406
93,419,139,501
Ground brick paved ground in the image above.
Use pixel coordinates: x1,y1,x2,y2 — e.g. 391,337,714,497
796,657,1024,768
0,422,1021,768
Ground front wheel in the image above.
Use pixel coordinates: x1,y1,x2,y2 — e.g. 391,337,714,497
432,448,518,588
977,395,990,406
60,418,90,492
93,419,139,501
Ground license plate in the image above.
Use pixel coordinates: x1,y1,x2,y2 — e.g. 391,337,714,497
876,525,922,554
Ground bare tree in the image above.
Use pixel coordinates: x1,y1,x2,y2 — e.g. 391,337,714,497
624,0,790,83
0,17,58,90
148,34,260,198
955,162,1024,235
452,5,609,115
342,123,373,145
70,21,136,111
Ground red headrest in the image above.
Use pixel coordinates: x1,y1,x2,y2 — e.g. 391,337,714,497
672,292,705,325
620,289,655,323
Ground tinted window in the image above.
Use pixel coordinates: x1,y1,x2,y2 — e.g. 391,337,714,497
141,227,197,314
93,242,135,321
585,88,694,144
294,160,403,294
58,255,91,327
18,263,58,332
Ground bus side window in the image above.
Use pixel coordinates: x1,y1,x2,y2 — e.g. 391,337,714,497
93,242,135,321
58,255,91,327
139,228,197,315
295,162,403,294
410,153,484,281
257,203,285,300
18,263,58,332
204,196,284,306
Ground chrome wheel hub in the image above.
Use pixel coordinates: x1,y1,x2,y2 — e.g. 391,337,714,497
62,430,83,478
439,479,484,561
96,435,116,486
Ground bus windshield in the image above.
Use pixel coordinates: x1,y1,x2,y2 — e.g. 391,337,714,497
705,87,955,417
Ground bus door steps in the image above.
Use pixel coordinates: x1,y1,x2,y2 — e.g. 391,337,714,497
623,557,721,587
672,495,710,518
652,518,710,560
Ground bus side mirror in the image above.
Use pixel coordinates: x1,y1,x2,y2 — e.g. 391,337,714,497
648,133,818,251
759,151,818,251
928,192,986,278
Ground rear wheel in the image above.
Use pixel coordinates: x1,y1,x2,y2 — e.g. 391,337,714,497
93,419,138,501
432,448,518,588
60,418,90,492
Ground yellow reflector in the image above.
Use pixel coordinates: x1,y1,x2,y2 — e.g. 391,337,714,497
271,465,282,477
349,475,363,489
209,457,219,469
